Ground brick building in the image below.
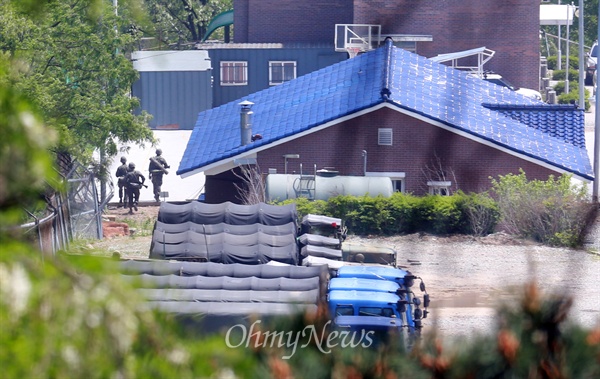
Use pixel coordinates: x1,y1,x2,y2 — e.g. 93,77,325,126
233,0,540,91
178,42,592,204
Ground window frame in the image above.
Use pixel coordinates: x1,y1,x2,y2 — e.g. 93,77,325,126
220,61,248,86
269,60,297,85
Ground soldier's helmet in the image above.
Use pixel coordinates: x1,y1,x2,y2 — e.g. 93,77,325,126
128,162,136,169
156,148,162,156
120,156,127,163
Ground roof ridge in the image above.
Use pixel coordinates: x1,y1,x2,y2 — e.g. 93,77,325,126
380,39,394,100
482,103,580,111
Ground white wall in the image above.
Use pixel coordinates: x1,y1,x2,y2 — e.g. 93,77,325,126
107,130,205,202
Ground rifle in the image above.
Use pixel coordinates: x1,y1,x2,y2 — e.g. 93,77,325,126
128,182,147,189
149,156,169,175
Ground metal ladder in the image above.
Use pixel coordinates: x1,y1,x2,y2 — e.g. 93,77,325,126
296,163,316,199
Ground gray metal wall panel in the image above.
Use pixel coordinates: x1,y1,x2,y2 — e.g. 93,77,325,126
133,71,212,130
209,48,346,107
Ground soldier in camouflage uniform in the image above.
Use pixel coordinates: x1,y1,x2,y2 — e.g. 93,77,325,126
115,156,128,208
148,148,170,202
124,162,145,214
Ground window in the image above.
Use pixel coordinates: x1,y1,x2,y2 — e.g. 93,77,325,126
392,179,404,193
358,307,396,317
269,61,296,85
220,61,247,86
366,172,405,193
427,181,452,196
335,306,354,316
378,128,393,145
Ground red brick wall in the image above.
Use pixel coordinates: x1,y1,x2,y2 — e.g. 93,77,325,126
233,0,249,42
354,0,540,92
234,0,540,92
255,107,557,196
236,0,352,44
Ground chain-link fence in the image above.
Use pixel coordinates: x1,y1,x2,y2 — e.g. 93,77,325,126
20,156,114,257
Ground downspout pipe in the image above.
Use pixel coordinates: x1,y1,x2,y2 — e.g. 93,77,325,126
362,150,367,176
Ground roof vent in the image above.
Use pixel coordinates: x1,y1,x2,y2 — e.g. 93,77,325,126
239,100,254,146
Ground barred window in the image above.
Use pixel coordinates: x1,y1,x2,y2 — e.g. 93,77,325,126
220,61,248,86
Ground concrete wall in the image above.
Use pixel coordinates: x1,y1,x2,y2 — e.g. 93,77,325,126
107,131,205,203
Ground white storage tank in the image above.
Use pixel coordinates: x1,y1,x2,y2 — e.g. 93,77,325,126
265,174,393,202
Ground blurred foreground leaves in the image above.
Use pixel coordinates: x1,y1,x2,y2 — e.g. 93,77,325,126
0,249,257,378
2,246,599,378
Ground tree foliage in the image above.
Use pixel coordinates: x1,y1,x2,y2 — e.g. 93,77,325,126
144,0,233,48
540,0,599,50
0,55,59,226
0,0,154,162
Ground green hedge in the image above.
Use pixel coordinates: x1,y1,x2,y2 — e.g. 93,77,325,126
546,55,579,70
552,80,579,96
552,81,591,111
278,192,499,237
552,69,580,81
278,172,592,247
558,90,591,111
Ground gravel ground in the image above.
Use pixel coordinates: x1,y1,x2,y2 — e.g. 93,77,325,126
91,204,600,340
345,233,600,339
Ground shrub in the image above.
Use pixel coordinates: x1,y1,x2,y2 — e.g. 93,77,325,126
552,80,579,96
327,195,394,235
323,195,361,224
281,192,500,237
546,55,579,70
387,192,421,234
279,197,328,221
456,191,500,236
552,69,580,81
558,90,591,111
490,170,593,247
414,195,467,235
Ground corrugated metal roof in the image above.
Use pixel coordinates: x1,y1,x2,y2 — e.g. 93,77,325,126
132,51,211,72
178,40,593,181
195,42,335,49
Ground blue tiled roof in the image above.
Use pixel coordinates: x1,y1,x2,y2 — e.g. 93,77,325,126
178,40,593,180
484,104,586,148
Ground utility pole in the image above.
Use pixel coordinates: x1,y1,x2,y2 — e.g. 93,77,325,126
558,0,562,70
594,2,600,202
566,3,571,94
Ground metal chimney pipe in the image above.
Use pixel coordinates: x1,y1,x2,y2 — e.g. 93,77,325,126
239,100,254,146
